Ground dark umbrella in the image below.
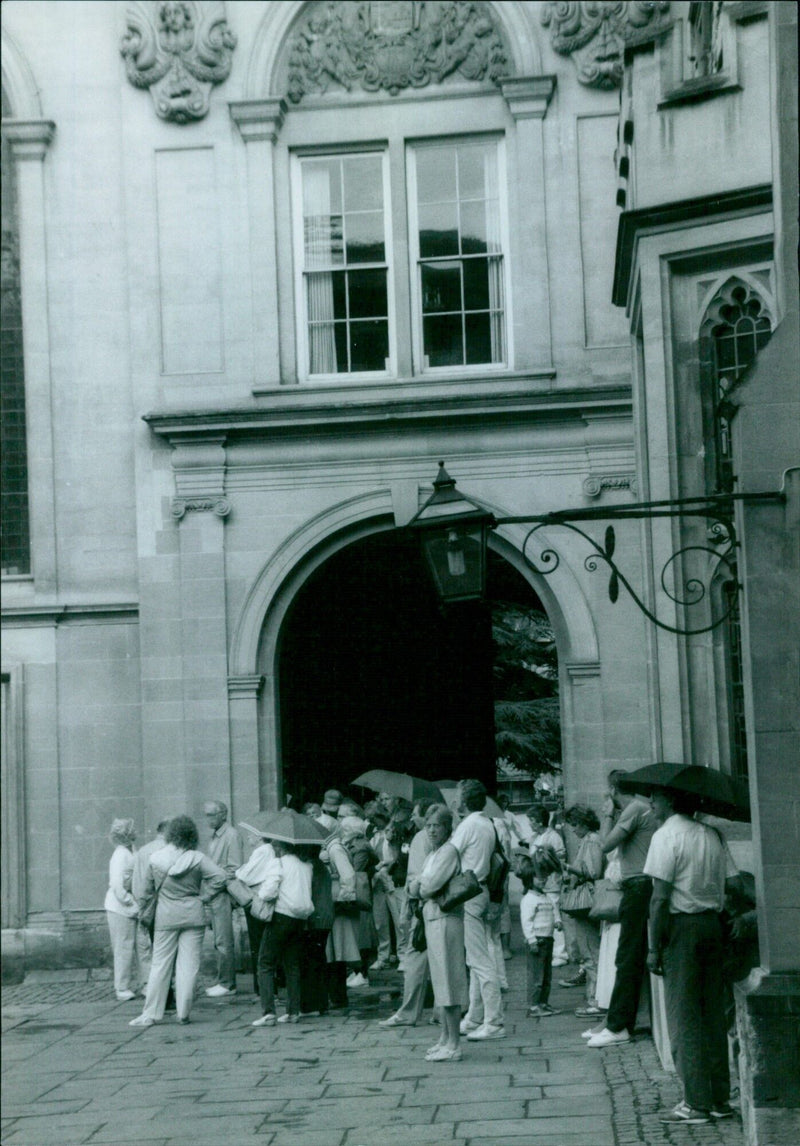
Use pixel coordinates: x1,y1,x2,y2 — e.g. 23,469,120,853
238,808,329,845
616,762,750,822
352,769,445,806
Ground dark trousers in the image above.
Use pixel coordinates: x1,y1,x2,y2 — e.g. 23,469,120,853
526,936,554,1007
606,876,652,1034
244,907,267,995
257,913,304,1017
663,911,730,1112
327,961,349,1008
299,929,330,1015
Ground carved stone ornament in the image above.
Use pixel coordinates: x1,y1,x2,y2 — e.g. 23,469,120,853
286,1,510,103
121,1,236,123
541,1,670,89
171,496,231,519
583,474,637,498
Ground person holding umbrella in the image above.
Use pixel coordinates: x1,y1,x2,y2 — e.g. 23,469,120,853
643,781,734,1124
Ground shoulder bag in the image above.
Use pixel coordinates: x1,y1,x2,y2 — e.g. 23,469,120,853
249,893,275,922
486,823,511,904
436,869,483,913
138,867,168,929
559,880,594,917
226,877,254,908
589,879,623,922
410,901,427,953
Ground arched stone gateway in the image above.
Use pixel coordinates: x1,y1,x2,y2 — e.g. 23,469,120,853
229,497,600,816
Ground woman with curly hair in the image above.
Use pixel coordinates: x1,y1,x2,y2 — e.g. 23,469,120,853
562,804,605,1020
104,818,141,1001
129,815,227,1028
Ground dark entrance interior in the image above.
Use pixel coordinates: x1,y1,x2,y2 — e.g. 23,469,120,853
277,529,543,808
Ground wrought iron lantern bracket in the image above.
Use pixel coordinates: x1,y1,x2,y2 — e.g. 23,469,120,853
495,491,784,636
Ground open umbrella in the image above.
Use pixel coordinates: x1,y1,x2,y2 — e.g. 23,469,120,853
352,769,445,806
239,808,329,845
616,762,750,822
436,780,505,820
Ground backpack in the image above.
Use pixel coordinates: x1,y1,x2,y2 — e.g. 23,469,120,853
486,822,510,903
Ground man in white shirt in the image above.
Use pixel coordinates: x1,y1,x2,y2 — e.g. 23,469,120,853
644,788,731,1125
450,779,505,1040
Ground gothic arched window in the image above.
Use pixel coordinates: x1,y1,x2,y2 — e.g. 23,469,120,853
698,278,772,782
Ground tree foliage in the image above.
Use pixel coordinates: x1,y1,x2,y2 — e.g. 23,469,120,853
492,602,560,774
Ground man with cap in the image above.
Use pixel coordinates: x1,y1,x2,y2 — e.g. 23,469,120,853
203,800,242,998
317,790,343,832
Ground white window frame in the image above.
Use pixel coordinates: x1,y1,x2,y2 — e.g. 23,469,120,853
407,135,512,377
291,146,396,384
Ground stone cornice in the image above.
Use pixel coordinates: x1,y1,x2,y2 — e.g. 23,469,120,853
144,382,632,440
612,184,773,308
228,674,265,699
500,76,556,120
1,603,139,627
229,98,287,142
1,118,56,159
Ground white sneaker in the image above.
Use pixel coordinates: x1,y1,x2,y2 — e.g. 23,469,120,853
128,1014,155,1027
116,990,136,1001
459,1017,481,1035
587,1027,630,1048
252,1013,276,1027
582,1026,604,1039
466,1024,506,1041
346,973,368,988
205,985,236,998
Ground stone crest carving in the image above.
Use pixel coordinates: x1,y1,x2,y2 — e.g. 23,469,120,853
541,1,670,89
286,1,510,103
120,1,236,123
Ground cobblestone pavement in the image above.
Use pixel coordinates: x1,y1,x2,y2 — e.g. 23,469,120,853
2,952,745,1146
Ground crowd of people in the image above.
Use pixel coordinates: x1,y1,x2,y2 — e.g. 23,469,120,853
104,773,757,1123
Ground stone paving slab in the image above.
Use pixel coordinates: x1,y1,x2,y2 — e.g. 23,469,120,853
2,947,746,1146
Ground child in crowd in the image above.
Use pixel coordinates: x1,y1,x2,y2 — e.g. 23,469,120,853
520,855,563,1017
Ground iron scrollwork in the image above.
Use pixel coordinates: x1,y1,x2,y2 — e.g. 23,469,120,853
520,514,740,636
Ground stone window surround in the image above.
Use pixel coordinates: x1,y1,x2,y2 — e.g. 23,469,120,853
229,75,555,389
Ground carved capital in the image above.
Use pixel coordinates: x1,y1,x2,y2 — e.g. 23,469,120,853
583,473,637,498
228,673,265,699
171,496,231,520
229,98,287,142
541,1,671,90
1,119,56,160
285,1,511,104
500,76,556,120
120,1,237,124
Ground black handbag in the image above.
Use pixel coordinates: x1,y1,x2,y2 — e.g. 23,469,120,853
410,903,427,953
436,869,482,913
486,824,510,904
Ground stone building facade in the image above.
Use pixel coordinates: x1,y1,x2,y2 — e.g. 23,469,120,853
1,4,797,1138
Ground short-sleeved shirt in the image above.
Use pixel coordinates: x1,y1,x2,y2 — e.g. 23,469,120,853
643,814,726,914
613,797,658,881
450,811,495,883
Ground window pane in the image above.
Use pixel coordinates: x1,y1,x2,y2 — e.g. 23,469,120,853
345,211,385,264
416,146,457,204
308,323,347,374
343,156,383,212
350,320,389,371
459,201,489,255
424,314,463,366
348,269,388,319
457,144,489,199
463,259,490,310
421,262,462,314
465,312,493,364
306,271,347,324
302,158,342,216
419,201,459,258
304,215,343,268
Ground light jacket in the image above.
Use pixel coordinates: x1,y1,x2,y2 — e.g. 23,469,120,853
143,844,227,931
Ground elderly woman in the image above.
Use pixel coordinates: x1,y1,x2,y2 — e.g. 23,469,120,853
323,828,362,1008
408,804,469,1063
235,832,277,995
104,818,141,1001
129,815,227,1028
340,816,377,984
562,804,605,1019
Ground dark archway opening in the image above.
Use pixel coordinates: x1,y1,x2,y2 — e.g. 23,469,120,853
277,529,548,809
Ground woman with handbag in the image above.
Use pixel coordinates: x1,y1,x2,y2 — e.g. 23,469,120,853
561,805,605,1020
129,816,227,1027
323,829,361,1008
340,817,378,985
234,831,276,995
252,841,314,1026
407,804,469,1063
